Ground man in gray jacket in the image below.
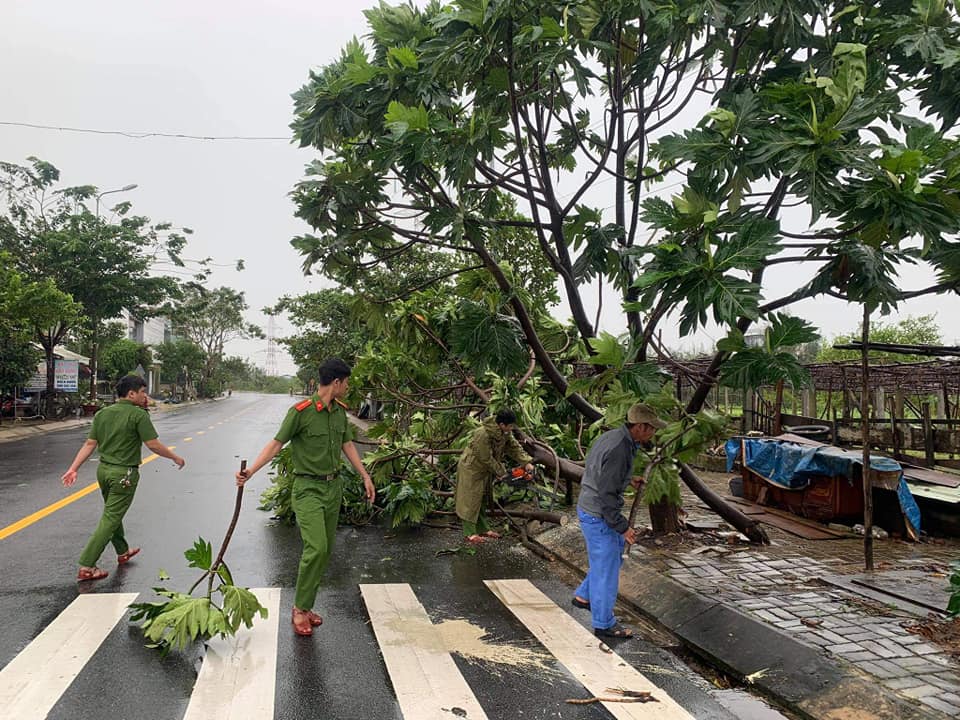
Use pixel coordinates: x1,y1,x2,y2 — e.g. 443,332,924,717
572,403,665,638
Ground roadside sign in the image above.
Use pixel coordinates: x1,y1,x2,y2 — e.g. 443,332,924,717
24,360,80,392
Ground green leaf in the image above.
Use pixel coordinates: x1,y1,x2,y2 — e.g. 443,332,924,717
220,586,269,633
387,46,418,70
765,313,820,350
384,101,429,135
216,560,234,587
184,537,213,571
587,332,626,368
448,300,528,376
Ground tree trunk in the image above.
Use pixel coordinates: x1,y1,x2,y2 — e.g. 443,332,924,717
861,306,873,571
679,463,769,544
648,499,682,534
88,324,99,400
44,346,56,419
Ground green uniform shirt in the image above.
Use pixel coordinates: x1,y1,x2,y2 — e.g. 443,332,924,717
274,396,355,476
87,399,158,467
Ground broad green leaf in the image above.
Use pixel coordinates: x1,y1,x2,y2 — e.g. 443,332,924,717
184,537,213,571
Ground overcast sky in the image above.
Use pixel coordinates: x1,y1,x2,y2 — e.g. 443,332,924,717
2,2,957,378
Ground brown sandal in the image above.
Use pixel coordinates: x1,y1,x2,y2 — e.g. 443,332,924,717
305,610,323,627
117,547,140,564
466,535,487,545
292,608,313,636
77,567,108,581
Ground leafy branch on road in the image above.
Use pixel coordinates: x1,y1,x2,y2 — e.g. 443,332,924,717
129,465,267,655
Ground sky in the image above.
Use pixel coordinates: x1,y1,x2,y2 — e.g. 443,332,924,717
1,2,957,377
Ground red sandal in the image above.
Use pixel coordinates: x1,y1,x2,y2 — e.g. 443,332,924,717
117,547,140,565
305,610,323,627
77,567,109,581
292,608,313,636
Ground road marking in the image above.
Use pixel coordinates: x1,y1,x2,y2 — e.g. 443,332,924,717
208,425,215,429
184,437,193,442
0,593,138,719
182,588,280,720
485,579,693,719
197,431,206,435
360,583,489,720
0,453,162,541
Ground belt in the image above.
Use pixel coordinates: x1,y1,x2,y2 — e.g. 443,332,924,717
101,460,139,469
293,472,337,481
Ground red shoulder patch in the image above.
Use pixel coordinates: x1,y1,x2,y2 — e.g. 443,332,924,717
294,399,312,412
315,400,325,411
336,399,349,409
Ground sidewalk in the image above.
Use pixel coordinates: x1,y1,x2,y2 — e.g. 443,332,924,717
533,468,960,720
0,398,217,444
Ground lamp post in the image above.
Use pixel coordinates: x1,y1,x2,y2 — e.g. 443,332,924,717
89,184,138,400
95,183,138,219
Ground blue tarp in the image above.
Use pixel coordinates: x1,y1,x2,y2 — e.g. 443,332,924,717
725,437,921,534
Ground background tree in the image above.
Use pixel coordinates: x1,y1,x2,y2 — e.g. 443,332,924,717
817,314,946,363
16,281,83,417
99,339,153,382
167,284,263,397
283,0,960,536
270,289,371,371
0,254,43,411
0,158,188,399
155,339,206,398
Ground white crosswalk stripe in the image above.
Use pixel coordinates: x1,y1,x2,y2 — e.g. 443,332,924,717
0,582,691,719
486,579,694,720
0,593,138,720
360,583,489,720
182,587,281,720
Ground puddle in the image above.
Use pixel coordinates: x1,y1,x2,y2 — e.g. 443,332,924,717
711,688,793,719
385,616,556,675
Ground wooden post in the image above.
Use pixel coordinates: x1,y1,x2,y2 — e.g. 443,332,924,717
875,388,886,420
936,389,947,420
860,307,873,572
773,379,785,436
922,401,936,467
890,396,901,460
842,368,851,423
743,388,755,432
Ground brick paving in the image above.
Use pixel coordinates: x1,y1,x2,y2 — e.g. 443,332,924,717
635,469,960,718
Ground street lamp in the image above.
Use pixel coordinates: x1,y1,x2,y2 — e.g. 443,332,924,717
95,183,138,218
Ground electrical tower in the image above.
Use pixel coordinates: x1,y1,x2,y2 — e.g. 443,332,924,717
265,315,278,376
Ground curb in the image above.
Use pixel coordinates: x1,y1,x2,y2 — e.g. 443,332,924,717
0,398,219,445
535,525,946,720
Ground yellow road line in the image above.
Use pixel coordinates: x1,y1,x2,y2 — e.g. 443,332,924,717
0,452,165,542
184,437,193,442
197,431,205,435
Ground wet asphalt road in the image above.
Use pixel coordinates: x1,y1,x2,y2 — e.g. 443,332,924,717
0,394,767,720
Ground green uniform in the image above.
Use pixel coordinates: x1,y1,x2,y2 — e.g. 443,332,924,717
275,395,355,610
78,399,158,567
455,417,532,537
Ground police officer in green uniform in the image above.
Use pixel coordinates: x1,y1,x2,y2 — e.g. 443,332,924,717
62,375,185,581
237,358,374,637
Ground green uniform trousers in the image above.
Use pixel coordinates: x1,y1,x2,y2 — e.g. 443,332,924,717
292,475,343,610
78,463,137,567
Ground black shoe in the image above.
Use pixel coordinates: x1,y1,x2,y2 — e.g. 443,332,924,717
594,623,633,639
571,597,591,610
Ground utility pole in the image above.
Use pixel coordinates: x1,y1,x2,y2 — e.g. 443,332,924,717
265,315,278,377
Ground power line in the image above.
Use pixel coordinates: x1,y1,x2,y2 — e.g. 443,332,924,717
0,120,288,142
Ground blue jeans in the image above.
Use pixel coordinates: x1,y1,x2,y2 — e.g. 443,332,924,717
574,508,625,630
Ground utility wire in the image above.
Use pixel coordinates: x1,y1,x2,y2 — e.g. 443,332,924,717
0,120,289,142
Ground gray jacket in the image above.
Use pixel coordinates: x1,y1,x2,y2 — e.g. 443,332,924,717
577,425,638,533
